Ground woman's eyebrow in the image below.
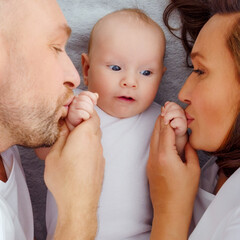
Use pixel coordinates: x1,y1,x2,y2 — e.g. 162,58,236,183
191,51,205,60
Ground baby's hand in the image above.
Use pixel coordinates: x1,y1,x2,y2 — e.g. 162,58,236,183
161,101,188,157
161,101,187,137
66,91,98,131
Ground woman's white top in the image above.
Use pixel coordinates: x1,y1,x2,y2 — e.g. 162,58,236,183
190,157,240,240
0,146,33,240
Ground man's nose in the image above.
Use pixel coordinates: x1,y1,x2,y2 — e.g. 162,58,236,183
63,56,81,89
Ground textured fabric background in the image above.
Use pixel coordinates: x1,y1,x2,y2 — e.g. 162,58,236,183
19,1,209,239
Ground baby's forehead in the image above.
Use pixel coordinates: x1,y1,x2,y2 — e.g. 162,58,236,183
95,10,162,33
89,9,166,57
93,11,165,42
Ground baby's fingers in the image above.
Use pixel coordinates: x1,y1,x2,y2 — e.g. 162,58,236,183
77,91,98,105
163,108,186,125
162,101,183,115
170,118,187,136
73,100,94,116
74,109,91,121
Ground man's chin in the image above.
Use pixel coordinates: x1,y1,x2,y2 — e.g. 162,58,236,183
18,125,60,149
37,141,56,148
36,117,64,148
18,136,57,149
36,129,60,148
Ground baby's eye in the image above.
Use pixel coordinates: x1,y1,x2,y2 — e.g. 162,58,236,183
192,69,204,75
140,70,152,76
109,65,121,71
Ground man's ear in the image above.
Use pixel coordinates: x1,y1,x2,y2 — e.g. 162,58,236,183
81,53,90,86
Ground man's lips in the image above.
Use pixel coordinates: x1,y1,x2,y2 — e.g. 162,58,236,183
185,112,194,125
61,96,74,119
117,96,135,102
64,96,74,108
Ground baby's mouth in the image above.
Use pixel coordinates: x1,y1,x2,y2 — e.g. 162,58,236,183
118,96,135,102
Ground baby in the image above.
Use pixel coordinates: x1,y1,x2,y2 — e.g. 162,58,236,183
46,8,187,240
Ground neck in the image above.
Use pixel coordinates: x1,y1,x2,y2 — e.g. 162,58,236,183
214,170,228,195
0,141,14,153
0,125,15,153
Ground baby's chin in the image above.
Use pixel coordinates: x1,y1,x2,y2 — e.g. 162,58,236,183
100,107,139,119
108,112,137,119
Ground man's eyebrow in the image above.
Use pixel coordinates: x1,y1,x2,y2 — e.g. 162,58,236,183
191,51,205,60
59,24,72,38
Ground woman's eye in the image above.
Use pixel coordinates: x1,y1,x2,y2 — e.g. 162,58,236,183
109,65,121,71
192,69,204,75
140,70,152,76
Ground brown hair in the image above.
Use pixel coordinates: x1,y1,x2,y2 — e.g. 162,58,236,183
163,0,240,177
228,17,240,75
163,0,210,66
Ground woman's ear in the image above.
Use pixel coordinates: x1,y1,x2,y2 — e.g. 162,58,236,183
81,53,90,86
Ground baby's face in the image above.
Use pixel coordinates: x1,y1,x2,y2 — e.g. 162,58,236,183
84,13,165,118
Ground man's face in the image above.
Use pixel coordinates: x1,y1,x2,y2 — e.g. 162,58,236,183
0,0,80,149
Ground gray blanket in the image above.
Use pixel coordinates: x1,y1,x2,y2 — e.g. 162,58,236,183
19,1,208,239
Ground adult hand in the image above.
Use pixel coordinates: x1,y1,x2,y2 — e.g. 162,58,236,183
44,110,105,240
147,115,200,240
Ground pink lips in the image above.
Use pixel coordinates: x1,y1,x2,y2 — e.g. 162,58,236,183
64,96,74,108
185,112,194,126
117,96,135,102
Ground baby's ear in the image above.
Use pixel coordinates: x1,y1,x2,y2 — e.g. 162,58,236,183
163,66,167,75
81,53,90,86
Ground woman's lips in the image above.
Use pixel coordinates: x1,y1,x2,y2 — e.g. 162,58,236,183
186,112,194,126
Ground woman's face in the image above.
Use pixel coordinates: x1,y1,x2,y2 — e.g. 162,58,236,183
179,14,240,152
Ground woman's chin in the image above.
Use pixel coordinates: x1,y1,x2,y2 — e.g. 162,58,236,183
189,136,201,151
189,134,219,152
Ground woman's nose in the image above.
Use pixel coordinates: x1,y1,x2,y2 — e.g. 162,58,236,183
178,76,192,105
